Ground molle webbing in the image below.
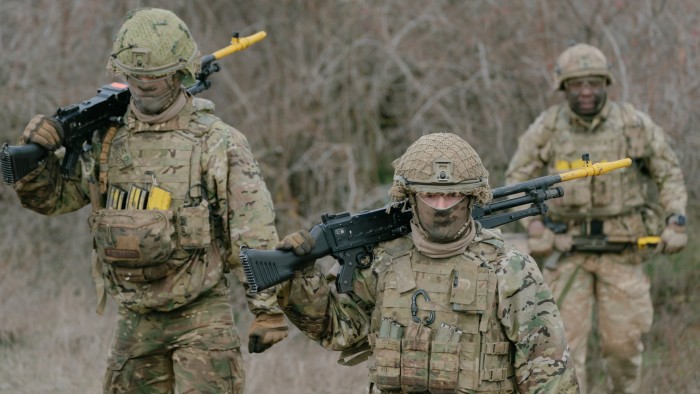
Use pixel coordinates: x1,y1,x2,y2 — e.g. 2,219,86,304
187,142,203,203
105,129,201,208
99,125,120,194
374,242,513,392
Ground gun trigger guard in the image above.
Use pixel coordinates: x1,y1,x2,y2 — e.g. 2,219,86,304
355,246,374,269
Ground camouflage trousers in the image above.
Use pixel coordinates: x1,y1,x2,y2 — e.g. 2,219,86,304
544,251,653,394
103,280,244,393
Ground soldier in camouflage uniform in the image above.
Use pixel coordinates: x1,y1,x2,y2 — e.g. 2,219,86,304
13,8,288,393
506,43,687,393
275,133,579,393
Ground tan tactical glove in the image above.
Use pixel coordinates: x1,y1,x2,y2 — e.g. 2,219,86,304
21,115,64,151
276,229,315,256
247,313,289,353
527,220,555,257
657,215,687,254
553,233,573,253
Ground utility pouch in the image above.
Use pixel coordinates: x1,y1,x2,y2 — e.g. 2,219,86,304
177,203,211,249
401,321,431,393
450,266,488,314
89,209,175,267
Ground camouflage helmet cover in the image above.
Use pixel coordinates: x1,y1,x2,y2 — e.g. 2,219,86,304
552,43,613,91
389,133,492,205
107,8,200,86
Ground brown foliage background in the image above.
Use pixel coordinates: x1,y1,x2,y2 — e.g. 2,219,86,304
0,0,698,393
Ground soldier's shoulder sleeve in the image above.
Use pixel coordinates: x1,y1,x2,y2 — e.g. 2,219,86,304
619,103,688,216
494,247,578,392
505,104,562,184
223,121,278,252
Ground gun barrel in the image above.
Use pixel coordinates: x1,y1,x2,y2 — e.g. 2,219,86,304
558,158,632,182
492,174,561,199
212,31,267,60
492,158,632,200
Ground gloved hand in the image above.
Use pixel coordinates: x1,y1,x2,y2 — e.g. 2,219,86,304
553,233,573,253
248,313,289,353
21,115,64,151
276,229,315,256
527,220,555,257
657,215,687,254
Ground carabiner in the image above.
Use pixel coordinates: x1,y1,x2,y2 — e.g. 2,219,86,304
411,289,435,325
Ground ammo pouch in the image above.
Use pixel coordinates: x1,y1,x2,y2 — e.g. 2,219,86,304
374,319,433,393
374,337,402,391
401,334,430,392
89,204,211,282
428,342,461,394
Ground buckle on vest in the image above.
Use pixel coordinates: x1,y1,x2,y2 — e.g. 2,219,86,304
484,342,509,355
482,368,507,382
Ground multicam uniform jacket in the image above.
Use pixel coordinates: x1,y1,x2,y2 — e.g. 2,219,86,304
506,100,686,235
13,96,281,317
279,225,578,393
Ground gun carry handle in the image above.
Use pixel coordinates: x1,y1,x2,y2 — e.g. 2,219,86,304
240,225,330,293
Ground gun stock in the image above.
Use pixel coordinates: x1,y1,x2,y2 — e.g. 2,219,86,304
241,203,413,294
241,157,632,294
1,31,267,185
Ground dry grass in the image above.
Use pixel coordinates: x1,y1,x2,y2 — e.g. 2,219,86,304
1,0,700,393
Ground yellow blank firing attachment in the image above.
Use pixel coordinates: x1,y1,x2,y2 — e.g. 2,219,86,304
637,236,661,248
558,158,632,182
212,31,267,60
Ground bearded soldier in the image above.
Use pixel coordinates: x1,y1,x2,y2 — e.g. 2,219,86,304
506,43,687,393
276,133,579,393
12,8,287,392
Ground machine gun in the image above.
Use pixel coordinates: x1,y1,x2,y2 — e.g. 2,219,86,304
1,31,267,185
240,157,632,294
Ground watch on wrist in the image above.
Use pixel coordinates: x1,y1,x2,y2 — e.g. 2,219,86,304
668,214,687,226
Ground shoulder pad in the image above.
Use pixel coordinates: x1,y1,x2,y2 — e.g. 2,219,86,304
469,227,505,261
542,104,565,130
192,97,216,113
378,235,414,257
618,101,645,129
188,99,224,137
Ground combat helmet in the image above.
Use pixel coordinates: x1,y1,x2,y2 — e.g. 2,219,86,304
552,43,613,91
107,8,200,86
389,133,492,205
